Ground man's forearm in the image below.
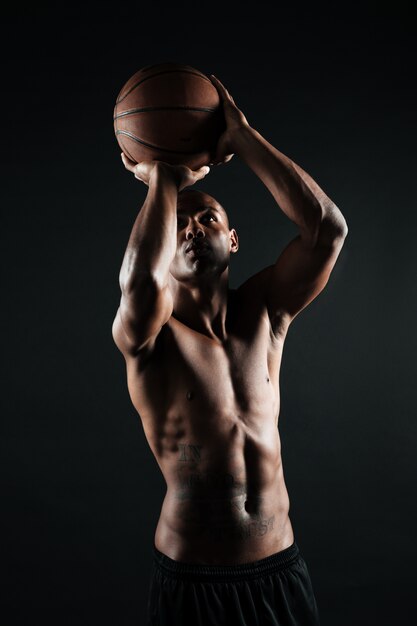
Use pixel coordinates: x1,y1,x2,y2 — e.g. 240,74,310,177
119,166,179,291
231,126,347,245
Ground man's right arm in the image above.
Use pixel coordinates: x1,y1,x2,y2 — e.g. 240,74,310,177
112,162,180,356
112,158,210,357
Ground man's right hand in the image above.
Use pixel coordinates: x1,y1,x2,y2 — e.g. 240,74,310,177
121,154,210,191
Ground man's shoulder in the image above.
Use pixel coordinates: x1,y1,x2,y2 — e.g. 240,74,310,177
234,266,291,342
235,265,273,301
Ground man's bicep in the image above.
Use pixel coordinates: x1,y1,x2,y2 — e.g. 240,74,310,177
266,234,346,322
112,278,174,356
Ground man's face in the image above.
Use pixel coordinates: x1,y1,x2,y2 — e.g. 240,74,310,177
170,190,238,283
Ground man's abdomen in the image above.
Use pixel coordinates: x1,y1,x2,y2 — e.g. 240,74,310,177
153,419,294,564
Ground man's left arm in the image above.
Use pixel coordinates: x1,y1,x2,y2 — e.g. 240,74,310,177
232,125,348,327
209,75,348,334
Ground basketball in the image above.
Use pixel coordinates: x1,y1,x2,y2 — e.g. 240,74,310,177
113,62,226,170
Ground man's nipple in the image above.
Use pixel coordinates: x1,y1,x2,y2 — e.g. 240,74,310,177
186,391,194,401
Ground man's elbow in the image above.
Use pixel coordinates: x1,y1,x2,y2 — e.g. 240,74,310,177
317,203,348,247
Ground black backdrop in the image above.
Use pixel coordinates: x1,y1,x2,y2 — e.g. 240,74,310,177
2,6,416,626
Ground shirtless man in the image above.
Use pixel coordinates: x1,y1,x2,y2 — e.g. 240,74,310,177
112,75,348,625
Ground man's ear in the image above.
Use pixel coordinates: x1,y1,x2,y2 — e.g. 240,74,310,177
230,228,239,253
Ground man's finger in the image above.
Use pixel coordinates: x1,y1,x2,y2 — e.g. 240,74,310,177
121,152,136,171
211,74,237,107
134,162,151,178
196,165,210,178
210,74,229,99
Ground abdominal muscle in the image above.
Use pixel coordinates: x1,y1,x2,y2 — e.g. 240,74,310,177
152,416,295,565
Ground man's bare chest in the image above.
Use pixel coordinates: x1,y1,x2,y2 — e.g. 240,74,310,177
126,306,286,422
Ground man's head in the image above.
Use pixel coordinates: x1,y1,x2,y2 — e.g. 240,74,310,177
169,188,239,283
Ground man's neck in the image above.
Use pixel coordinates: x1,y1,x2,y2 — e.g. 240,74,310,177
171,275,231,342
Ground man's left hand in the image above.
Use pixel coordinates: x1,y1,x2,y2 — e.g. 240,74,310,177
209,74,250,166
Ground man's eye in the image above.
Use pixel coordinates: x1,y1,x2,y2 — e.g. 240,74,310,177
177,214,215,227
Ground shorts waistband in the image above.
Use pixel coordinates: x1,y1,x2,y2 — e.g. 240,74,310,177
152,541,300,582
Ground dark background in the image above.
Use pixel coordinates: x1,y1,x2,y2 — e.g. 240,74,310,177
2,5,416,625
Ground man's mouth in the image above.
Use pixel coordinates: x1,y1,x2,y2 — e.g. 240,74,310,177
185,242,210,254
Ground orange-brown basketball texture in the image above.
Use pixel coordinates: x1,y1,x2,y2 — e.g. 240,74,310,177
113,63,226,169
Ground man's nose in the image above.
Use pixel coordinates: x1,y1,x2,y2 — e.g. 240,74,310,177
186,224,205,239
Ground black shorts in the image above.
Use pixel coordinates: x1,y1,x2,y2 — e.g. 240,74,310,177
146,540,321,625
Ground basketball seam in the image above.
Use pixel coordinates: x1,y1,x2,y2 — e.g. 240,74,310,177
114,105,217,120
116,69,211,104
115,129,205,155
118,136,137,163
